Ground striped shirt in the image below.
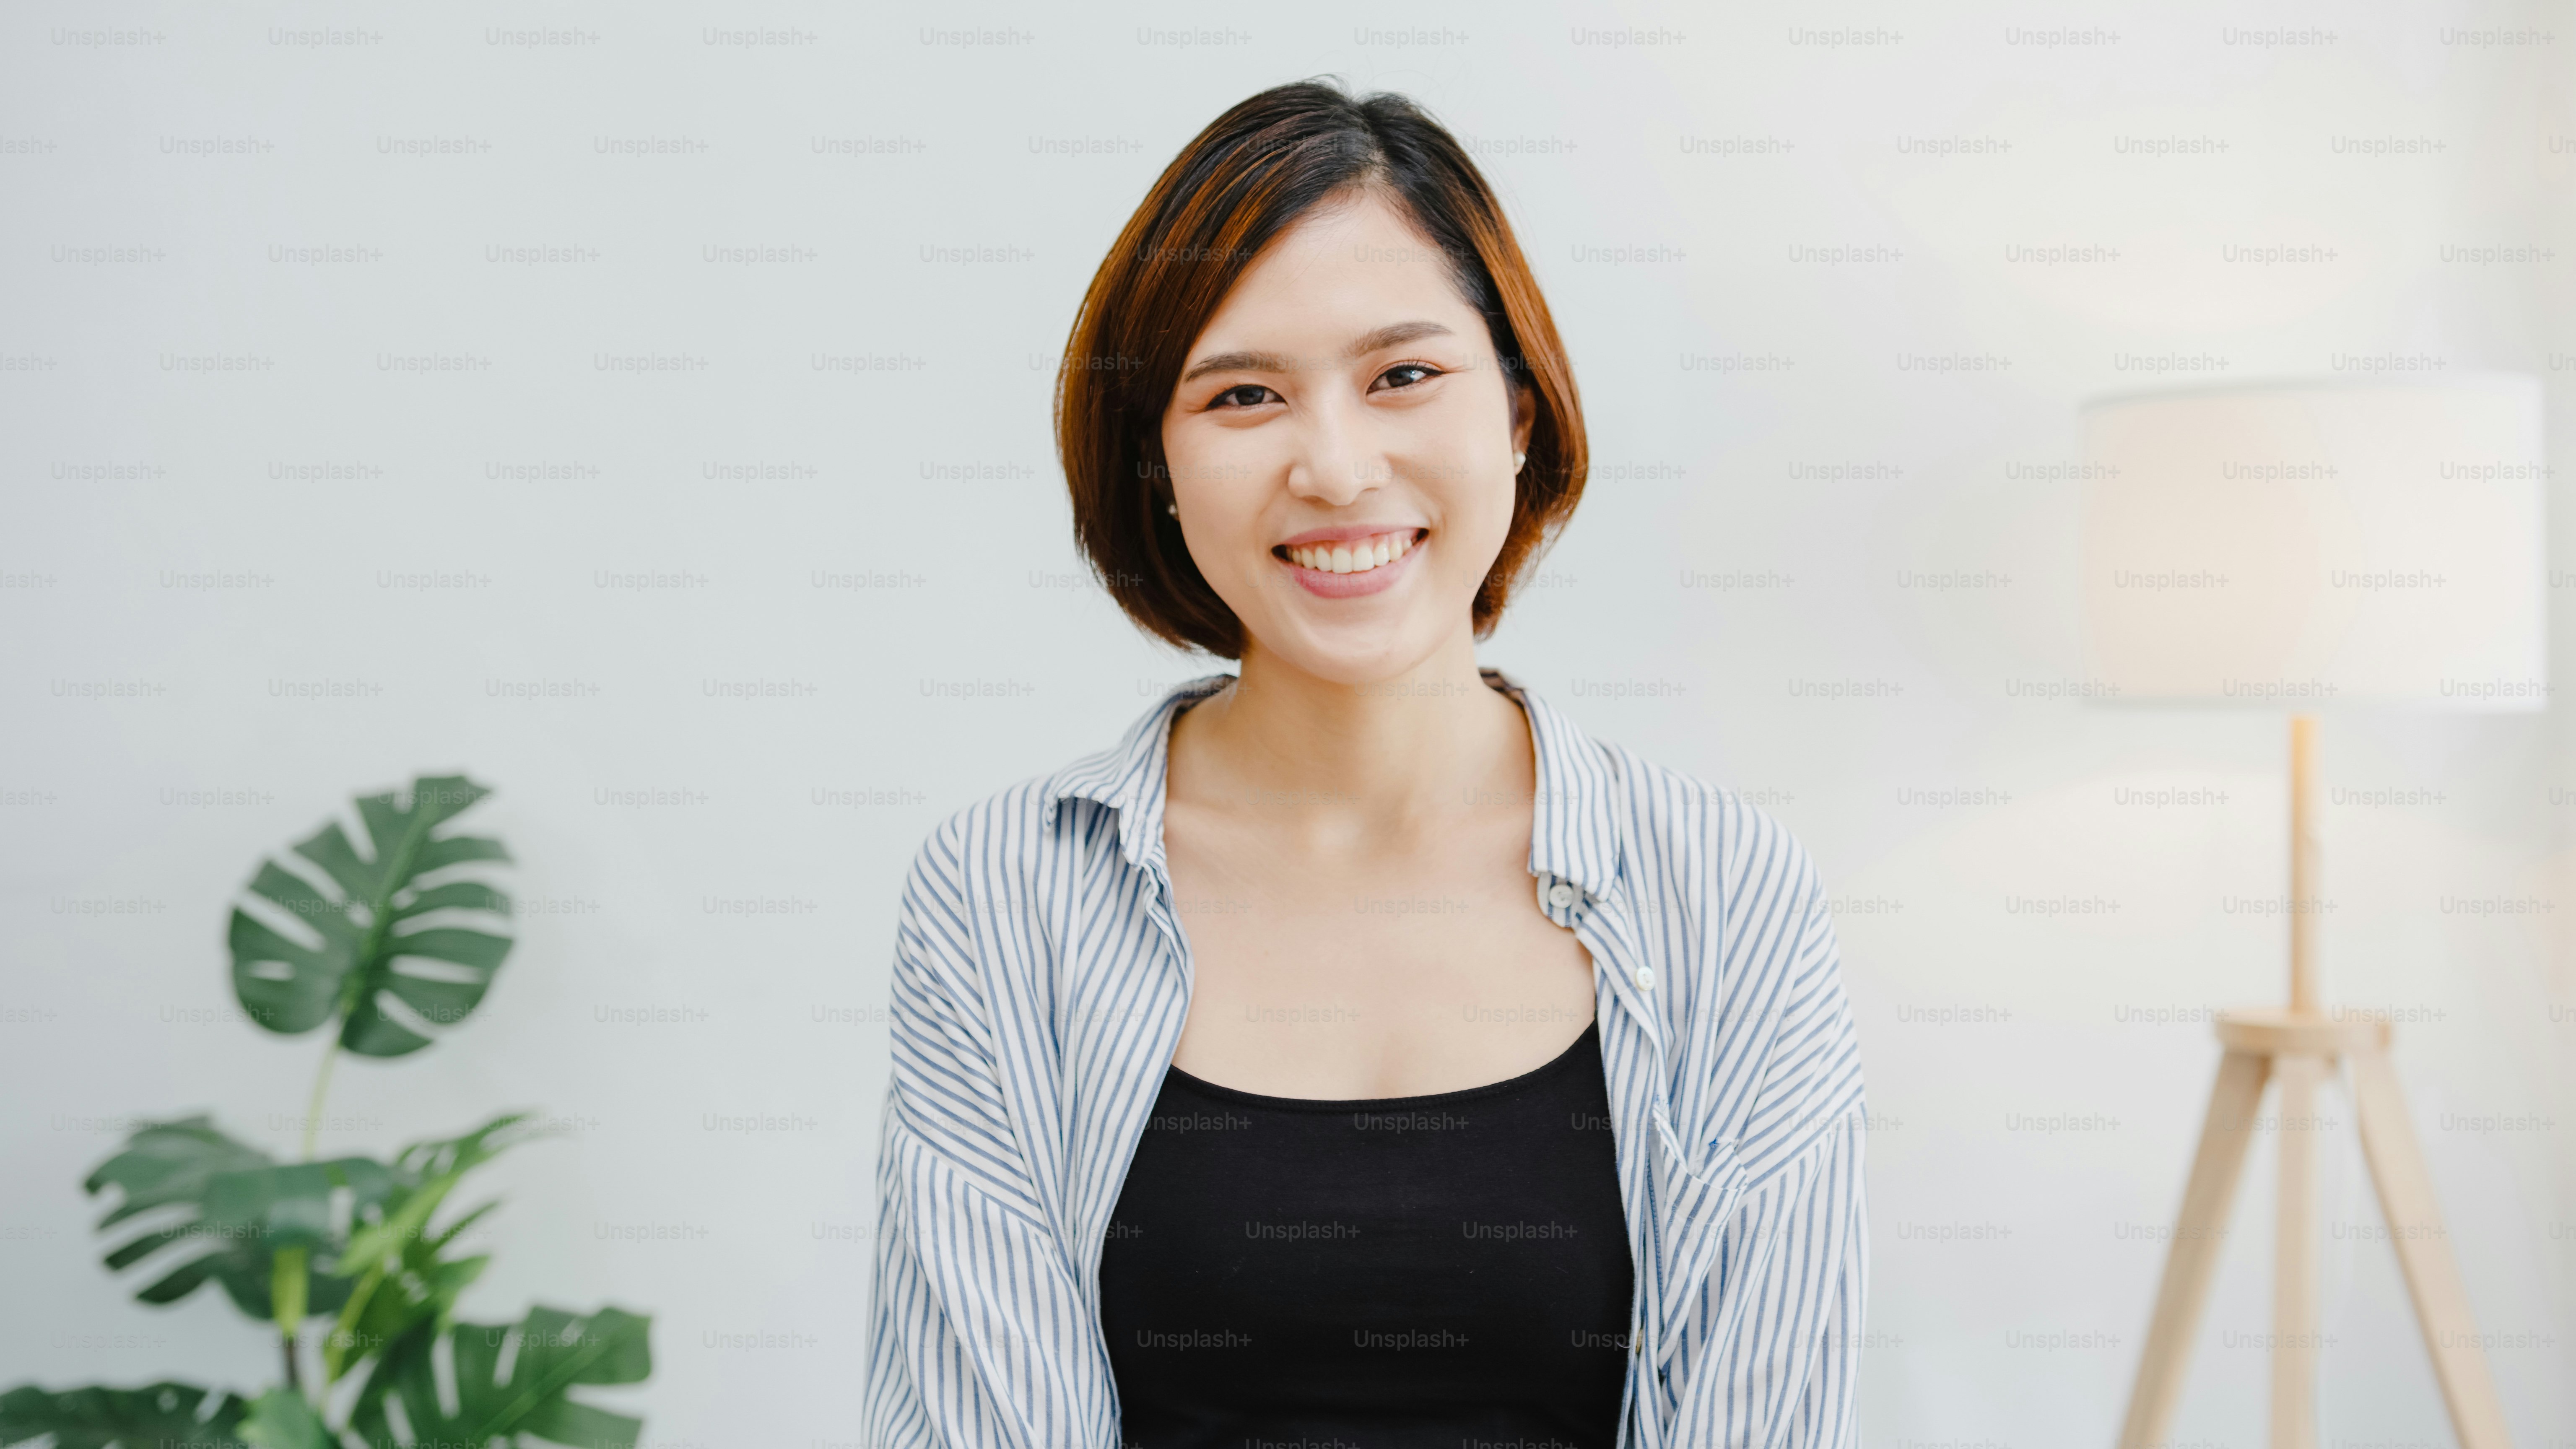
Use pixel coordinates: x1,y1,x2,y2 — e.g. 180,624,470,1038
864,670,1869,1449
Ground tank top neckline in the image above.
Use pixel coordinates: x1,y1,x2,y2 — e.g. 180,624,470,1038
1158,1019,1600,1114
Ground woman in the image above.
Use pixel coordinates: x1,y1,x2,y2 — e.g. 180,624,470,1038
864,81,1866,1449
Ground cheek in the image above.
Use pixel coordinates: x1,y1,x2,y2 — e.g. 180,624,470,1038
1400,410,1517,522
1449,478,1519,567
1160,421,1266,572
1160,412,1263,484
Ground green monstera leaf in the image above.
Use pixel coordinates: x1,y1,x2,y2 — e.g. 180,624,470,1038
228,774,513,1058
85,1117,400,1319
1,770,654,1449
237,1388,331,1449
348,1307,650,1449
325,1114,535,1383
0,1380,251,1449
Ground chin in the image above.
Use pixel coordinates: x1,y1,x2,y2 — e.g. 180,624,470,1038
1254,619,1447,688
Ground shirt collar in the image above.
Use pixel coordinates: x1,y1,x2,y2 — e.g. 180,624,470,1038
1040,667,1625,904
1038,673,1228,881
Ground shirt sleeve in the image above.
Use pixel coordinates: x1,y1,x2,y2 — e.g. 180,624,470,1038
1662,840,1871,1446
1668,1111,1868,1445
862,820,1117,1449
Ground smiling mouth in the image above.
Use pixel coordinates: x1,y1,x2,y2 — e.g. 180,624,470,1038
1273,529,1425,575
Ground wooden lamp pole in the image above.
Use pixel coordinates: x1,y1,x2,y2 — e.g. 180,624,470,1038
2114,714,2515,1449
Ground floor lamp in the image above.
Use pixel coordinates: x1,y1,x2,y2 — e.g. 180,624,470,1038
2077,377,2545,1449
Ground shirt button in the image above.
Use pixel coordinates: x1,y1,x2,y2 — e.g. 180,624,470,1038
1634,966,1657,991
1547,881,1577,909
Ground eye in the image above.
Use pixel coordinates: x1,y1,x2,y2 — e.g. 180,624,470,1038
1208,383,1277,410
1371,363,1443,392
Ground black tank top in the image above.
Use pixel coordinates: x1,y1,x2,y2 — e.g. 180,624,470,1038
1098,1022,1634,1449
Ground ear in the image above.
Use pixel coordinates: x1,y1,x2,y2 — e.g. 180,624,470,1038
1509,381,1536,461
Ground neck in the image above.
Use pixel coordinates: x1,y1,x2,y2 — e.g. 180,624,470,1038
1168,629,1531,830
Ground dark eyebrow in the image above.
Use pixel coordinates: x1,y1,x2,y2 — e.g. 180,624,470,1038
1180,348,1294,384
1345,320,1453,357
1178,320,1456,385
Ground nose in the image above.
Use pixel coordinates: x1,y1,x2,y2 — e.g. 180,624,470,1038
1283,391,1384,508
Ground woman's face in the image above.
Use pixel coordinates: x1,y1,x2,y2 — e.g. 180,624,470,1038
1160,189,1532,684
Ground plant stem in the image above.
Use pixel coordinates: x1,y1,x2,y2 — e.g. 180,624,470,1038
301,1039,340,1162
285,1036,338,1407
273,1245,308,1393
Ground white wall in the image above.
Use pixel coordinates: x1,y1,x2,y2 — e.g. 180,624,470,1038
4,1,2570,1444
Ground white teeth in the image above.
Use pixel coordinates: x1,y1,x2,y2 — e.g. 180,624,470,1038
1288,531,1417,574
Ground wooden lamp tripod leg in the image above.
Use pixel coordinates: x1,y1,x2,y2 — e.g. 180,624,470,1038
2270,712,2325,1449
2118,1048,2274,1449
2347,1046,2515,1449
2118,718,2515,1447
2270,1052,2329,1449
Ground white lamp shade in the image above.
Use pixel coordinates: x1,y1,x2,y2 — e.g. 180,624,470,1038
2078,377,2546,710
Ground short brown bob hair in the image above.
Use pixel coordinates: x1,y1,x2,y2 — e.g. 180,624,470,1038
1055,80,1588,660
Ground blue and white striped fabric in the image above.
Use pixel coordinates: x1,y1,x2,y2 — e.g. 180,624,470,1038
864,670,1869,1449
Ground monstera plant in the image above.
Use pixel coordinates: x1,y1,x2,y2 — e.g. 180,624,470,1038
1,776,650,1449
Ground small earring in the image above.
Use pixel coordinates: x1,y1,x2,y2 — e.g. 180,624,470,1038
1166,501,1179,517
1513,451,1527,472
